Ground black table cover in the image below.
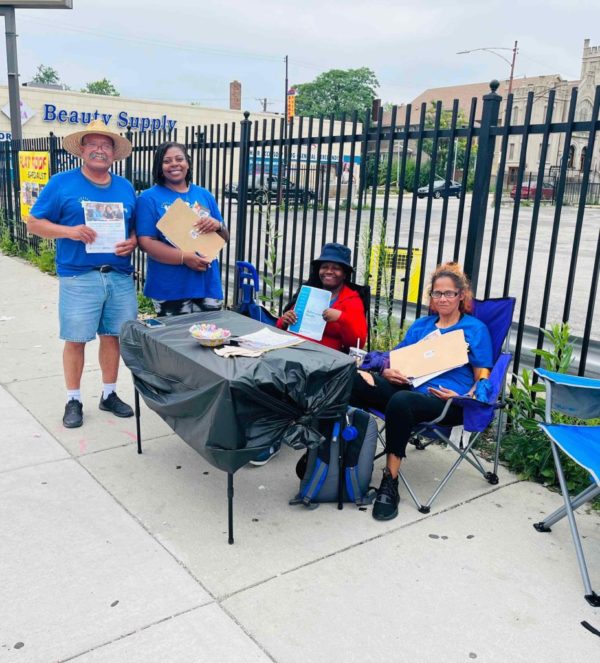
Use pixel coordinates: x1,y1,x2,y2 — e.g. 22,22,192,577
120,310,356,474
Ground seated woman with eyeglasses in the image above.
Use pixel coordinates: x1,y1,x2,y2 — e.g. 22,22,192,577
351,262,493,522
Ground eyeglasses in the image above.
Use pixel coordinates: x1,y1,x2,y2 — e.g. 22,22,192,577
82,141,114,151
430,290,460,299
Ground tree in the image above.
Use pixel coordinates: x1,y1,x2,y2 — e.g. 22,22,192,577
81,78,120,96
31,64,61,86
422,101,477,182
294,67,379,120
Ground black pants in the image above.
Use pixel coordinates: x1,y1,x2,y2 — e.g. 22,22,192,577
152,298,222,316
350,372,463,458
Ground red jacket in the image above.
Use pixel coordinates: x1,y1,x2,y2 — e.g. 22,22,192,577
277,284,367,352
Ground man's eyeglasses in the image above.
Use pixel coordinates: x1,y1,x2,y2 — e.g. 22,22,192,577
82,141,114,151
430,290,460,299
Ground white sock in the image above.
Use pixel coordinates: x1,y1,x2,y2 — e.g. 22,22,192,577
102,383,117,400
66,389,81,403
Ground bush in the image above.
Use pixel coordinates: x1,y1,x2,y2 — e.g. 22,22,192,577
0,219,19,256
26,240,56,274
137,292,155,316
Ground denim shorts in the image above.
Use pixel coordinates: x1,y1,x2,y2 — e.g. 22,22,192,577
58,270,138,342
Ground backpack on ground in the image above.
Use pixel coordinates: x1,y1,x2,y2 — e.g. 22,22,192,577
290,407,378,509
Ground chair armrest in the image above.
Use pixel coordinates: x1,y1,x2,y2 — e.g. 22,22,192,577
535,368,600,391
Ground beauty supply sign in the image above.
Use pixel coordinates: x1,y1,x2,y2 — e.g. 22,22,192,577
42,104,177,132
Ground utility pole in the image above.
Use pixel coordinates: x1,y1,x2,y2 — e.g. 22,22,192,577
0,2,73,142
457,41,518,96
255,97,275,113
508,40,518,96
0,7,21,141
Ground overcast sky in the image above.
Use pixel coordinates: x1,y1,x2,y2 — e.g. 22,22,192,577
0,0,597,114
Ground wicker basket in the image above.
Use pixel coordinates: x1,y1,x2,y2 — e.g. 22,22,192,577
191,335,229,347
189,324,231,347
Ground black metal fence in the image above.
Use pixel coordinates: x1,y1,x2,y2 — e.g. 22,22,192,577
1,81,599,376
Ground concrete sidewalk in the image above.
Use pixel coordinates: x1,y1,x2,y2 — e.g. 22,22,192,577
1,252,599,663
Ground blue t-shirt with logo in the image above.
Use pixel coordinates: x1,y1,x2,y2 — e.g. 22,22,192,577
397,314,493,395
136,184,224,301
30,168,136,277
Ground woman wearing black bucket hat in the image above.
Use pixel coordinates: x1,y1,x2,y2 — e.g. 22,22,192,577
250,243,368,466
277,242,367,353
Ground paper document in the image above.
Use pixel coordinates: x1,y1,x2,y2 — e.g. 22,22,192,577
82,201,126,253
156,197,225,261
410,369,449,389
236,327,305,352
390,329,468,378
288,285,332,341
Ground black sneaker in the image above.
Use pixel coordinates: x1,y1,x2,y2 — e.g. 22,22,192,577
372,468,400,521
99,391,134,418
63,399,83,428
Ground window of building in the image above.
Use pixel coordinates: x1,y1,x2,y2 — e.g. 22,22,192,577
568,145,575,168
509,143,515,160
580,146,587,171
576,100,593,122
512,107,519,124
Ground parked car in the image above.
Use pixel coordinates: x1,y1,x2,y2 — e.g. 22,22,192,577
417,179,462,199
224,175,316,205
510,182,554,201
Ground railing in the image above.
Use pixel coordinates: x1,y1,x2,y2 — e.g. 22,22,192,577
1,81,599,376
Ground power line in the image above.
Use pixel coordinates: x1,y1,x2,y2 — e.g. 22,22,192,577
19,14,284,63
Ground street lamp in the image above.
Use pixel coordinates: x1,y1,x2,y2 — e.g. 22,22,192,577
457,40,518,95
0,1,72,141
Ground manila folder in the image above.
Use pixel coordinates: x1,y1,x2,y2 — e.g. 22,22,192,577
389,329,468,378
156,198,225,261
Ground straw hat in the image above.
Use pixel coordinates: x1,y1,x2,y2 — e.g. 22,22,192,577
62,119,132,160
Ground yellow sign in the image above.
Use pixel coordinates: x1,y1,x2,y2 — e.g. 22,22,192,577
19,151,50,219
287,93,296,121
369,246,422,304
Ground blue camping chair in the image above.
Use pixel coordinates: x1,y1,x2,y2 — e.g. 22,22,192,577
533,369,600,607
235,261,278,326
370,296,516,513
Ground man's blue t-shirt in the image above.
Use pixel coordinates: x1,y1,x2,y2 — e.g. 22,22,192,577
136,184,224,301
30,168,136,277
396,314,493,395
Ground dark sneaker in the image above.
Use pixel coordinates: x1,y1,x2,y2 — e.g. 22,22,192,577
249,443,281,466
63,399,83,428
99,391,134,418
372,468,400,521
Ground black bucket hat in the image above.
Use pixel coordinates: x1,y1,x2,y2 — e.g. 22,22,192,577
312,243,354,272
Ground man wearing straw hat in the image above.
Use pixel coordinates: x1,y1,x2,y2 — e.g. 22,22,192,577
28,120,138,429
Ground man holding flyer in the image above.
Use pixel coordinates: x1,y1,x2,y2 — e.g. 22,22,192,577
27,120,137,429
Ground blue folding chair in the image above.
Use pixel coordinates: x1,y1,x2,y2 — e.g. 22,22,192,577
371,297,516,513
235,260,278,326
533,368,600,607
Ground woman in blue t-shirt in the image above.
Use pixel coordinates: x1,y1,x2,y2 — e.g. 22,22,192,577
137,142,230,316
351,263,493,522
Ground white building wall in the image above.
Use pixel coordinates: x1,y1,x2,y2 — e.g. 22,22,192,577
0,85,277,140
